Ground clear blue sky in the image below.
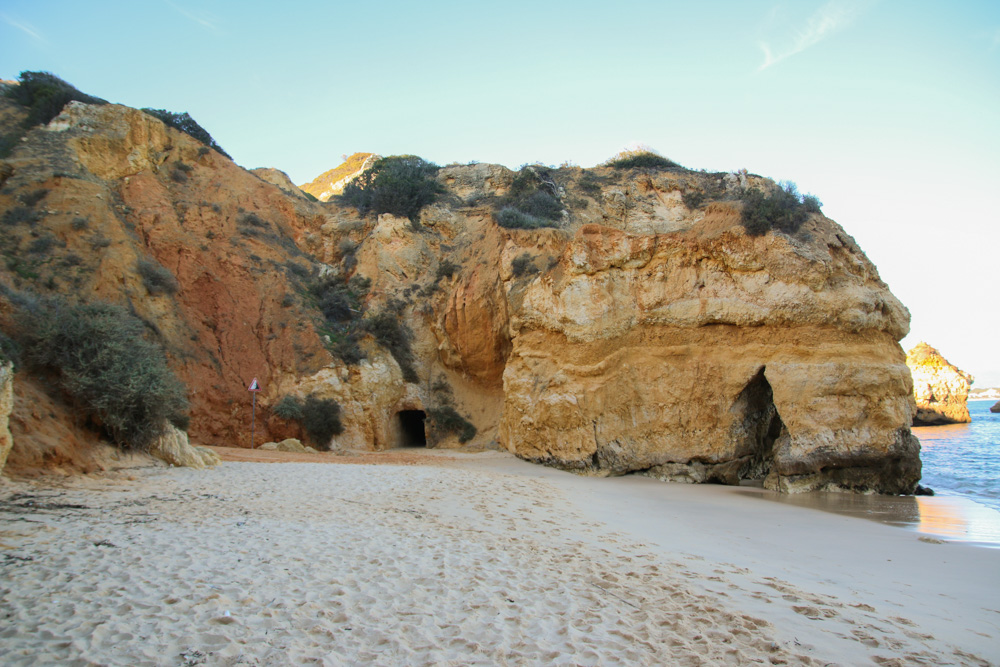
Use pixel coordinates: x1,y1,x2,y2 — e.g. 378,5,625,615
3,1,999,384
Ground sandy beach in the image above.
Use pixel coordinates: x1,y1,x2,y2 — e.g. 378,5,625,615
1,450,997,666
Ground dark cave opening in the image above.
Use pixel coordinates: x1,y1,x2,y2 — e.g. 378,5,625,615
396,410,427,447
732,367,785,481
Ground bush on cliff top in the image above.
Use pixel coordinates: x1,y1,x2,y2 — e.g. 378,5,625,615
740,181,822,236
338,155,444,222
603,148,679,170
14,296,189,451
5,71,108,127
141,108,233,159
493,167,564,230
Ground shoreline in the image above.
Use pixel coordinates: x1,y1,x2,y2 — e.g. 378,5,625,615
1,451,997,665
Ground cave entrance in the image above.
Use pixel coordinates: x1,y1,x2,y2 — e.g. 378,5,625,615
732,367,785,482
396,410,427,447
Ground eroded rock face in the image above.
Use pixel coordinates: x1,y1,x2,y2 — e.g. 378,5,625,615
0,93,922,492
0,362,13,473
906,342,973,425
500,216,920,494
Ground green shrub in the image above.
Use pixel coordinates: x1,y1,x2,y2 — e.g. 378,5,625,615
577,172,605,197
338,155,445,221
436,259,459,280
237,211,268,228
492,167,564,229
311,273,367,324
603,149,679,170
170,168,188,184
329,327,365,365
141,108,232,159
681,190,706,210
301,395,343,449
272,395,304,421
14,297,189,450
363,311,418,383
426,406,477,443
511,253,538,277
2,206,42,226
70,216,89,230
19,189,49,207
137,258,179,296
5,71,108,127
27,234,61,254
740,181,822,236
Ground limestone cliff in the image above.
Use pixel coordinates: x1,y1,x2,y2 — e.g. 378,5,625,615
298,152,377,202
906,342,973,425
251,167,310,200
0,85,922,493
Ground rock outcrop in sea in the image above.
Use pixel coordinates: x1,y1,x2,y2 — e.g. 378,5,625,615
0,80,922,492
905,342,974,425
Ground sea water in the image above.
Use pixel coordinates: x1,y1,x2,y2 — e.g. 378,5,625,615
914,399,1000,513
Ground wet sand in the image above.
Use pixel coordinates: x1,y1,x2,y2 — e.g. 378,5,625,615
1,449,997,665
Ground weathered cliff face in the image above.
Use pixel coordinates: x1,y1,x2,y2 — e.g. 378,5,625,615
498,209,918,493
251,167,310,200
0,100,334,450
0,91,922,492
906,342,973,425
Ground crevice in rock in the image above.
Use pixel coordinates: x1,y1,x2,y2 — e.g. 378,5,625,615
730,366,785,482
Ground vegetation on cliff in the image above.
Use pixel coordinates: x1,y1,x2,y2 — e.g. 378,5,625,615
4,71,107,128
140,108,232,159
493,167,565,229
338,155,444,222
740,182,821,236
603,148,680,170
9,293,188,451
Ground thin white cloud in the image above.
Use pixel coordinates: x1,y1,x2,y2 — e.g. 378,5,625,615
164,0,218,31
757,0,867,71
1,13,44,42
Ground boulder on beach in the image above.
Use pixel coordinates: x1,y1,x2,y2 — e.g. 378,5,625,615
258,438,318,453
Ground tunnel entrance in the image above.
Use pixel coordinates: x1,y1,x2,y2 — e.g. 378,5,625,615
396,410,427,447
731,367,785,481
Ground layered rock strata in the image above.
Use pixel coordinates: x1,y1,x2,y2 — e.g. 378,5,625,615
906,342,974,425
0,91,922,492
499,220,919,493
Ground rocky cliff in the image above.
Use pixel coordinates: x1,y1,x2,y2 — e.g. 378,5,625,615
0,84,921,493
906,342,974,425
298,152,376,201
